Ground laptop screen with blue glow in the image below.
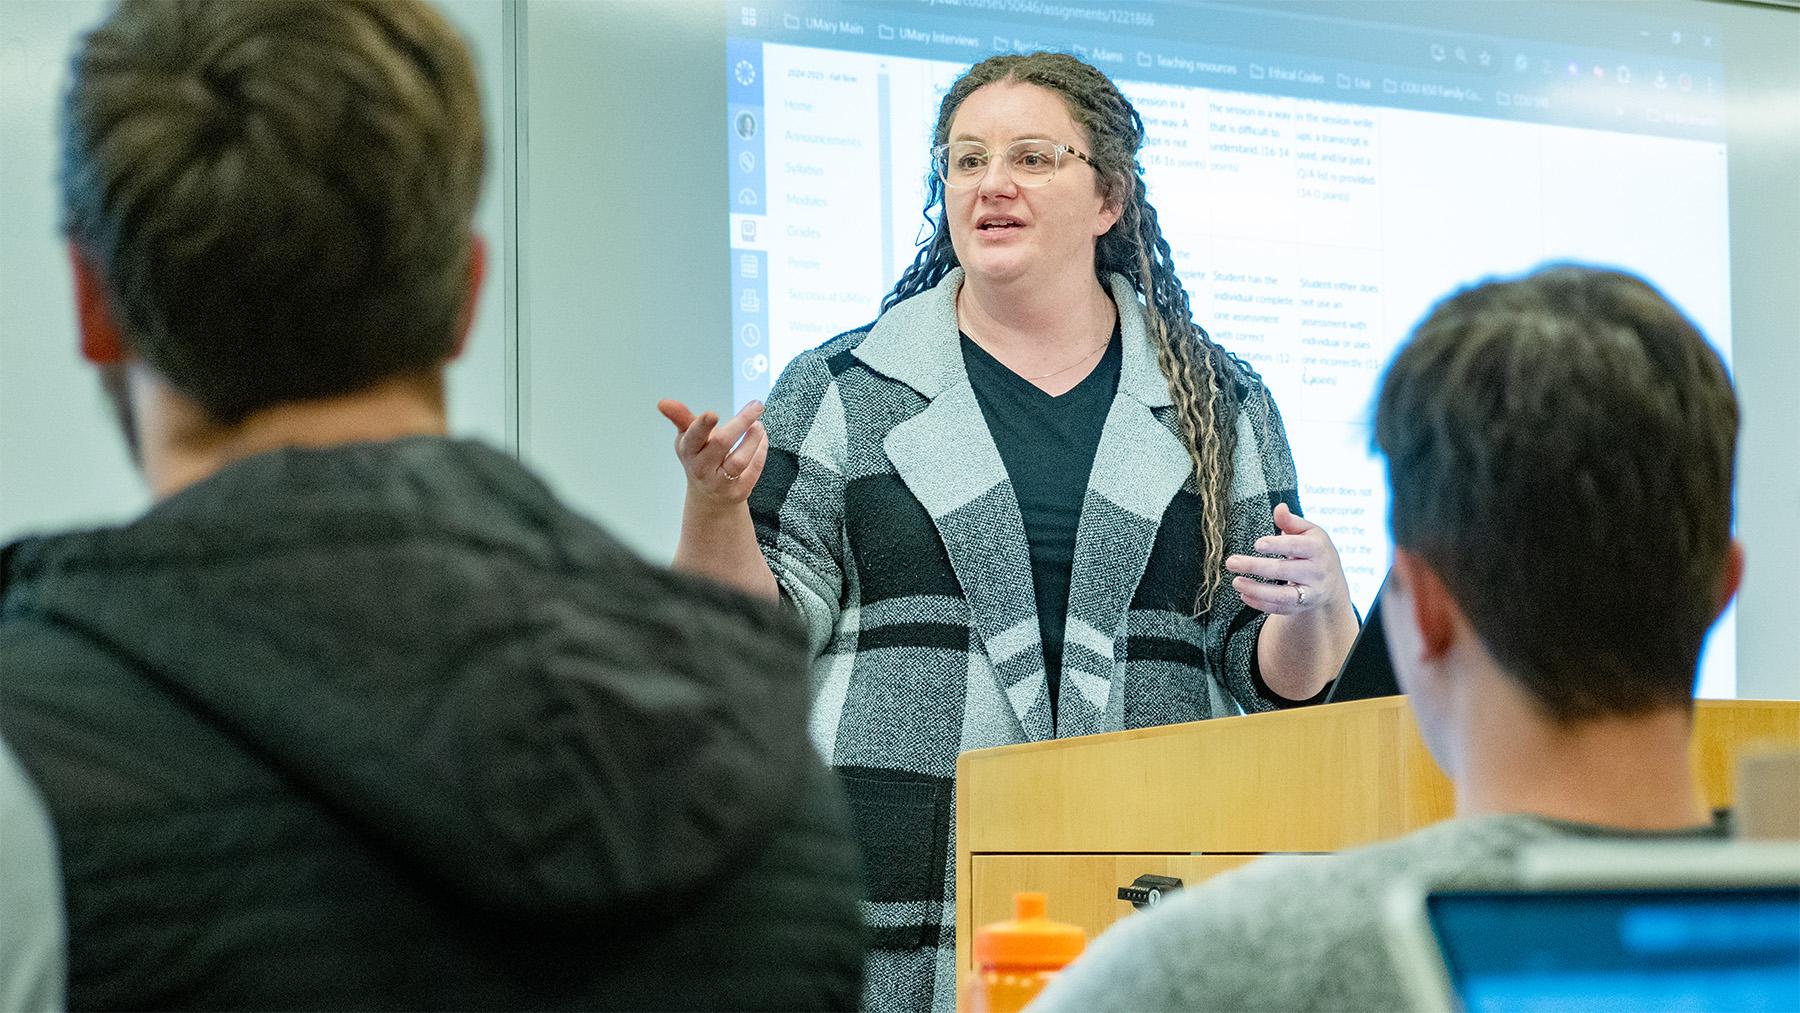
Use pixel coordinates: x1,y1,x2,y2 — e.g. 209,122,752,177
1428,886,1800,1013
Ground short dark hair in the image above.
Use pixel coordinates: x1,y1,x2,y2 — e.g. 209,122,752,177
1375,265,1737,720
61,0,485,424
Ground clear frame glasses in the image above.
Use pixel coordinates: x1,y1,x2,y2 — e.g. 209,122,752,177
930,138,1095,188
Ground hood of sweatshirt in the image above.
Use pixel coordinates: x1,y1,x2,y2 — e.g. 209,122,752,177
0,437,814,921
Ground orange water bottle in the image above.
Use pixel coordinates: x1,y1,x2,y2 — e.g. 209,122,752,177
961,892,1087,1013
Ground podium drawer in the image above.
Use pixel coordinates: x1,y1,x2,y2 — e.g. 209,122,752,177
967,853,1303,961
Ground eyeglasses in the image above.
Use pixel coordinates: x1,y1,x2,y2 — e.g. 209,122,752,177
930,138,1095,188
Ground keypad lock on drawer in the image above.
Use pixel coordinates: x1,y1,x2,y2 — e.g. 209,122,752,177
1117,874,1184,911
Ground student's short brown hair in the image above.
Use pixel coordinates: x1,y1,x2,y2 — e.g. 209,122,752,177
1375,266,1738,720
61,0,485,424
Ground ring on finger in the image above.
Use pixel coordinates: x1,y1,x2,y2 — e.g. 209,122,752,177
1295,585,1306,607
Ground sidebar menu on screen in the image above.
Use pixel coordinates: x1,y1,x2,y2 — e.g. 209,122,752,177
728,32,771,405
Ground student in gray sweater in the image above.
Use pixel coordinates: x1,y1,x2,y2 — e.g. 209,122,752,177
1032,265,1744,1013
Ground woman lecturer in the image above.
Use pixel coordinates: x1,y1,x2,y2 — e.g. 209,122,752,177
659,52,1359,1013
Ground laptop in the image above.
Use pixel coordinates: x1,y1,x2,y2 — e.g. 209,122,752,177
1385,841,1800,1012
1323,571,1400,703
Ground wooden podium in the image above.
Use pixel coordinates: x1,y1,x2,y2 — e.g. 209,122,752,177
954,697,1800,982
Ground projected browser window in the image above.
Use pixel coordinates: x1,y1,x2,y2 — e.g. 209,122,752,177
725,1,1735,696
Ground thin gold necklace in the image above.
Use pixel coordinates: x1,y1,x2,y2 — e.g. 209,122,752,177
1021,337,1109,381
960,296,1115,383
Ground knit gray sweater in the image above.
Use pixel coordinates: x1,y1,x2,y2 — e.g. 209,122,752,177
1030,813,1720,1012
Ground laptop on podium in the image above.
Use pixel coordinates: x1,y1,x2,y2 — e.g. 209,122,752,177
1324,572,1400,703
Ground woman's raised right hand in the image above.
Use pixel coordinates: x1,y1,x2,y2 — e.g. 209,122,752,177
656,399,768,505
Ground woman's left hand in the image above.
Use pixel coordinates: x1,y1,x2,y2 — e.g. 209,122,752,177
1225,503,1350,618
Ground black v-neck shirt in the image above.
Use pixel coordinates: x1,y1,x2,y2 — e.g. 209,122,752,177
961,319,1123,721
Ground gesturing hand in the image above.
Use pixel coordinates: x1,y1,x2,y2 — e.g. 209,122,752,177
1224,502,1349,617
656,399,768,505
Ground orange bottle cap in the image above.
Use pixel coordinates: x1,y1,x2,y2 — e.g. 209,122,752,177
972,892,1087,969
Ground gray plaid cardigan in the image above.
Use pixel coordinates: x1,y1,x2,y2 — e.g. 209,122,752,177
750,268,1300,1013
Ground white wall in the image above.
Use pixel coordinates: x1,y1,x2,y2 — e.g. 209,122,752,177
1719,1,1800,703
0,0,142,538
512,0,728,563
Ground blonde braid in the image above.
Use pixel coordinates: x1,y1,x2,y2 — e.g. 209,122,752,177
1128,207,1235,614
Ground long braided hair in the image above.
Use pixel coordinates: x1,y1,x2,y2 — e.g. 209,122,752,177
883,52,1251,614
